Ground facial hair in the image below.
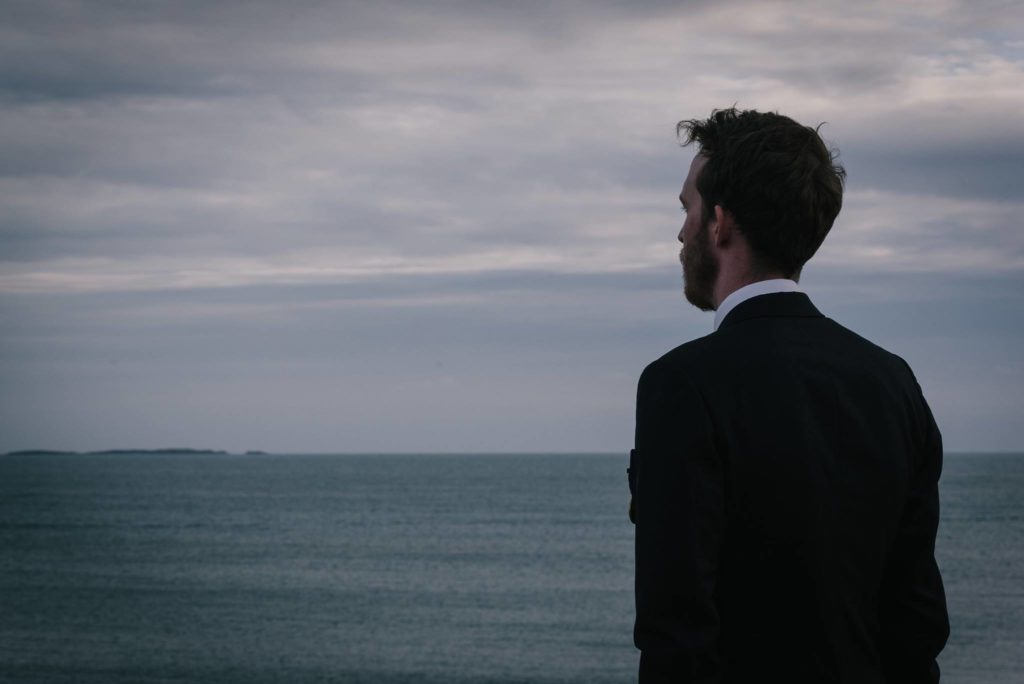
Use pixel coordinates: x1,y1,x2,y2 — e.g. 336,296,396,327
681,218,718,312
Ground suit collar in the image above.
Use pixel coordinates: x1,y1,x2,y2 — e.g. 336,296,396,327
716,291,824,331
714,278,801,330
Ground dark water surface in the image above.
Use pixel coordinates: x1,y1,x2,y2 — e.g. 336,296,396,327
1,452,1021,683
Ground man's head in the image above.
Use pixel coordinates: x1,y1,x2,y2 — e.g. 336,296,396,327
676,108,846,305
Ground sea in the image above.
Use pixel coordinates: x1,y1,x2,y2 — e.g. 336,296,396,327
1,452,1021,683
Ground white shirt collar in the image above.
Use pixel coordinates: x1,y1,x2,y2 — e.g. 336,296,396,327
713,279,802,331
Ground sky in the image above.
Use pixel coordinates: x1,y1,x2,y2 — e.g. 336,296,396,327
1,0,1022,453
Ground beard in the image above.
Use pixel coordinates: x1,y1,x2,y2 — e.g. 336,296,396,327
680,218,719,312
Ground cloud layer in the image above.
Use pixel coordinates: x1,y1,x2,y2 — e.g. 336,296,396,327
2,0,1022,451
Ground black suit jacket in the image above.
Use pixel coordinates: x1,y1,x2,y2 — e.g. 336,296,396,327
631,292,949,683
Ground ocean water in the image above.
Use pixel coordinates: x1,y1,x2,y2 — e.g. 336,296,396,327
0,452,1021,683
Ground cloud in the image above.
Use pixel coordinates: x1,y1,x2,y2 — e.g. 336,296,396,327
817,189,1024,273
2,0,1023,451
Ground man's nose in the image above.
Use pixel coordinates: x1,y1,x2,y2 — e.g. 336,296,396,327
678,226,685,244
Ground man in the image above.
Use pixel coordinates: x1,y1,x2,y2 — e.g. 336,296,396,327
629,108,949,683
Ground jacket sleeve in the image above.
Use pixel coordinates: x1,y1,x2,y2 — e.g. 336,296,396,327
878,364,950,683
633,360,724,684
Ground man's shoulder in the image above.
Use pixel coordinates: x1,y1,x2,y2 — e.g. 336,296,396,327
639,332,721,386
803,315,915,374
640,312,915,388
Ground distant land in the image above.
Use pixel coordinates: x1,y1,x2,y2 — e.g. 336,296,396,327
4,448,233,456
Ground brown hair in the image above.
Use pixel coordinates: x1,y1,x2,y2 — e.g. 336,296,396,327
678,108,846,278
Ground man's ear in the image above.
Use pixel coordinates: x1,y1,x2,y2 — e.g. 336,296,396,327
712,205,734,247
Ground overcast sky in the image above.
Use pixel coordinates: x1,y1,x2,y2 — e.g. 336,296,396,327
1,0,1022,453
